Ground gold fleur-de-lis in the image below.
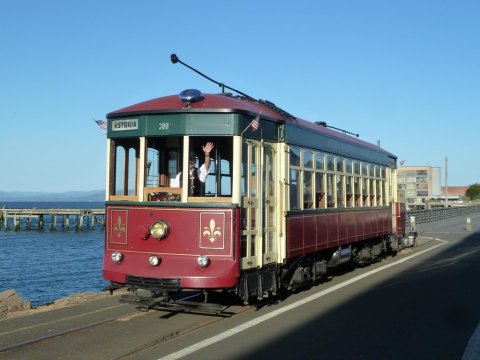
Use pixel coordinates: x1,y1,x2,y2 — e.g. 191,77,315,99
203,218,221,243
114,216,126,238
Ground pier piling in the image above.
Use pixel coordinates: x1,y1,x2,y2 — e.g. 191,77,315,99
0,208,105,232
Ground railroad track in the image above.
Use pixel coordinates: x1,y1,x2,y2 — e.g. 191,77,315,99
112,305,253,360
0,293,253,359
0,311,140,353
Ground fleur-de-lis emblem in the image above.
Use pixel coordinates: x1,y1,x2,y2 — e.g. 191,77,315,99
114,216,126,238
203,218,222,243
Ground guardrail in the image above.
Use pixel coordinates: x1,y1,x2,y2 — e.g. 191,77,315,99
406,205,480,226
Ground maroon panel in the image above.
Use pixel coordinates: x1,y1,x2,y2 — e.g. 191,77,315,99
364,211,375,239
346,212,357,243
286,216,304,257
385,210,392,233
286,209,393,259
338,212,349,245
355,211,364,241
372,211,378,236
316,215,329,250
380,211,389,234
304,216,316,252
377,211,383,235
327,213,339,248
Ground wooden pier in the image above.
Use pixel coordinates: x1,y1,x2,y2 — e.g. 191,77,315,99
0,208,105,231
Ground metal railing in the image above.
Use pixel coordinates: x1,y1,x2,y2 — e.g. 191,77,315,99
406,205,480,226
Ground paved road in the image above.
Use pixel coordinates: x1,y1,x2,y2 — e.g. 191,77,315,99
144,213,480,360
2,213,479,360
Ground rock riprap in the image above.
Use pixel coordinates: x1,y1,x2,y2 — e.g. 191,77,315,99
0,289,32,319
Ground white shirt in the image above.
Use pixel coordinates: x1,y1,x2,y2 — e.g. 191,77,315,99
171,164,208,187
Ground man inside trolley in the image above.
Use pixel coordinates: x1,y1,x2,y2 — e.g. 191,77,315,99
172,141,214,196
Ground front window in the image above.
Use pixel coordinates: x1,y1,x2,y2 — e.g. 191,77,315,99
184,136,233,198
190,136,232,197
145,136,183,201
108,135,233,202
146,136,182,188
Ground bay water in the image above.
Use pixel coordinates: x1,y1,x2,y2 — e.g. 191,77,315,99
0,202,108,307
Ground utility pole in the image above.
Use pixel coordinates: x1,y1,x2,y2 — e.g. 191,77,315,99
445,156,448,208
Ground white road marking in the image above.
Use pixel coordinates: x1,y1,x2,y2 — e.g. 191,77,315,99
463,322,480,360
159,237,447,360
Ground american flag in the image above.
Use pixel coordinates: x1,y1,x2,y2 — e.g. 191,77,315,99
400,160,405,165
95,119,107,133
250,115,260,132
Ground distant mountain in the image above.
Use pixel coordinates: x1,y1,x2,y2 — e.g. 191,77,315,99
0,190,105,202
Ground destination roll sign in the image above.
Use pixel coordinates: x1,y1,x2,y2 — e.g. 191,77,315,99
111,118,139,131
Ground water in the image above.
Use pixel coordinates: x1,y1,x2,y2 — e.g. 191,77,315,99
0,202,108,307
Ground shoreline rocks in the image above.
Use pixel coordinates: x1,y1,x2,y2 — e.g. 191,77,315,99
0,288,129,320
0,289,32,319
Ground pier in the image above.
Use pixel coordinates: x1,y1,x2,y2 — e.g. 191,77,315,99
0,208,105,231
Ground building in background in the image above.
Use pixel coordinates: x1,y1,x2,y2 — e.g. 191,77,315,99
439,186,468,204
397,166,441,209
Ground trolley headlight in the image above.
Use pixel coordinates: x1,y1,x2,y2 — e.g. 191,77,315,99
150,221,170,239
197,255,210,268
111,252,123,264
149,255,161,267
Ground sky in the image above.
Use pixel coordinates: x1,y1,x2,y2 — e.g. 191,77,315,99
1,0,479,192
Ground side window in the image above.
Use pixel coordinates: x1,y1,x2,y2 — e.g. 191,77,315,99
362,163,369,206
336,157,344,208
370,178,376,206
304,171,313,208
290,147,300,166
337,174,345,208
326,155,336,207
315,153,326,208
327,173,335,207
241,141,248,197
315,172,326,208
303,150,313,209
382,167,389,205
289,147,301,210
290,169,301,210
110,138,139,197
327,155,335,172
346,175,353,207
354,161,361,206
345,159,353,207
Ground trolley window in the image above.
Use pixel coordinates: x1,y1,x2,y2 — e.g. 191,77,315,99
190,136,233,198
141,135,233,202
144,136,183,201
289,147,301,210
108,138,140,200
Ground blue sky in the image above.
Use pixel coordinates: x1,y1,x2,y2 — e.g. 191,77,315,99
1,0,479,192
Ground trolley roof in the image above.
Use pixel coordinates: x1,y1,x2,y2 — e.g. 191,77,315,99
107,92,284,121
107,91,397,166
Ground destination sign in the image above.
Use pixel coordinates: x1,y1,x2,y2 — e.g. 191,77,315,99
111,118,139,131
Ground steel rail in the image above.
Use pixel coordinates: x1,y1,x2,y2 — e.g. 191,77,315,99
0,312,137,353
